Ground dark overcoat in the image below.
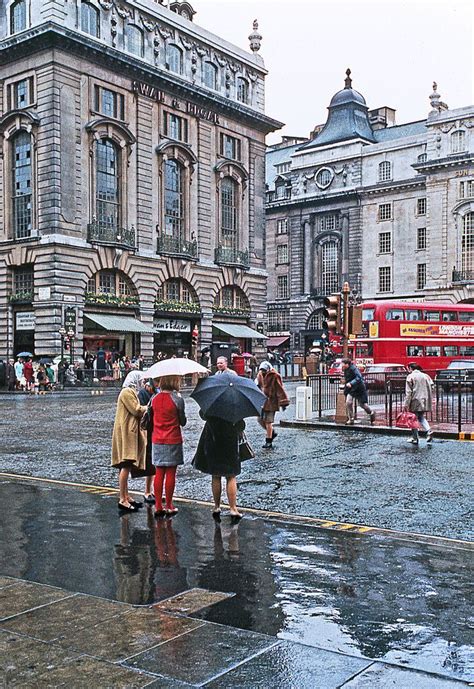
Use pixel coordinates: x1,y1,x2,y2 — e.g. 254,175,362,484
193,416,245,477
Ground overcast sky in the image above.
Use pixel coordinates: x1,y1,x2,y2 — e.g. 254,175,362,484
192,0,474,143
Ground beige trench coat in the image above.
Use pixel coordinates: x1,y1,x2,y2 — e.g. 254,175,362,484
111,387,147,469
405,369,433,413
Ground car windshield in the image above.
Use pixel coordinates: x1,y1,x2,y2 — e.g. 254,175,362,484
447,361,474,369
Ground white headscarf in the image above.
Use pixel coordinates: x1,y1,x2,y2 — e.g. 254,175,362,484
122,370,143,390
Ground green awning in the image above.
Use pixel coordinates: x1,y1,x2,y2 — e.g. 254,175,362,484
213,322,267,340
84,313,154,333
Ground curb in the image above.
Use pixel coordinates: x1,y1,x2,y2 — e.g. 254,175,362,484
280,419,473,441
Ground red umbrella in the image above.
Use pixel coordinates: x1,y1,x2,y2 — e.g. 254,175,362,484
241,352,253,358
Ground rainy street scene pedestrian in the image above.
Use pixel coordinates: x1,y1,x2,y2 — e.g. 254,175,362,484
1,0,473,686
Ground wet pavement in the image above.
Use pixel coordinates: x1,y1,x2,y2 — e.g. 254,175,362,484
0,476,473,687
0,388,473,540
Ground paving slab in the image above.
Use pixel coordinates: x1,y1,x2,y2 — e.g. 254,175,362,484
1,593,130,641
340,661,471,687
0,581,73,621
125,622,278,685
32,654,156,689
153,587,234,615
204,640,373,689
0,576,16,589
57,606,204,662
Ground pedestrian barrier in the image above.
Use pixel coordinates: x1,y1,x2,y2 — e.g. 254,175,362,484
306,373,474,433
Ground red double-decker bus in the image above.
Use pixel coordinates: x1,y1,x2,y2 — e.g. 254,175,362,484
352,301,474,376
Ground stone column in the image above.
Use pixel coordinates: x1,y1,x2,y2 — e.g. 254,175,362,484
303,220,312,295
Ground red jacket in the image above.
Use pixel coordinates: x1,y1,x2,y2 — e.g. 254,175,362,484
151,391,186,445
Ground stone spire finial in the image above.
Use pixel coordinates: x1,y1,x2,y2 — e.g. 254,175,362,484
249,19,262,53
344,68,352,89
429,81,448,114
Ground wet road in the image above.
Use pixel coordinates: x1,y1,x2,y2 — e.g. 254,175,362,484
0,477,472,685
0,388,473,539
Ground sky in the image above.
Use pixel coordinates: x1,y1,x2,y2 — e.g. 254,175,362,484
192,0,474,143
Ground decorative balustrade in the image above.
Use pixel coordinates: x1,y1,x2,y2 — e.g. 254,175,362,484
214,246,250,269
157,235,198,259
452,269,474,283
87,223,136,249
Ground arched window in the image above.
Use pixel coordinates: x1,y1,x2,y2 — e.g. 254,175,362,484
417,153,427,163
156,278,198,306
451,130,466,154
81,2,100,38
203,62,217,90
86,270,138,304
213,286,250,312
462,212,474,273
307,311,323,330
96,139,120,230
10,0,27,34
12,131,33,239
321,241,339,295
220,177,238,248
163,159,184,238
167,44,183,74
236,77,249,104
379,161,391,182
316,168,332,188
125,24,144,57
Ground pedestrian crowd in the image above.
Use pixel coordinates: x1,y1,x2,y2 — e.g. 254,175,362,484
111,357,290,522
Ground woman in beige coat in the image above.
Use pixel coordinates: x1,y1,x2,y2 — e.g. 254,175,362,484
111,371,147,512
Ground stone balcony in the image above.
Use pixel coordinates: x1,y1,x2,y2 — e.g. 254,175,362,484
452,269,474,283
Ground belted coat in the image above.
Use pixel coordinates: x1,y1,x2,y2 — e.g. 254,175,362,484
111,387,147,469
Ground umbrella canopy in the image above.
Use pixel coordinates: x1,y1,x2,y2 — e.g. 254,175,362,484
17,351,33,358
241,352,253,358
191,371,267,423
143,358,209,379
38,357,53,365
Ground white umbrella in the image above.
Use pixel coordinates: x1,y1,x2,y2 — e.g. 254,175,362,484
142,358,209,379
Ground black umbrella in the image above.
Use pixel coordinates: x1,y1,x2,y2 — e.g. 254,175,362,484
38,357,53,365
191,372,267,424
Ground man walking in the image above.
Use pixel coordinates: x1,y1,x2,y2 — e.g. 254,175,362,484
342,358,375,425
257,361,289,448
404,362,434,445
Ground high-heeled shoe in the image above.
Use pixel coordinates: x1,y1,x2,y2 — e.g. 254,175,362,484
118,502,138,512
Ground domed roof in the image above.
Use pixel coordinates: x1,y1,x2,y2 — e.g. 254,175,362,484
330,87,366,108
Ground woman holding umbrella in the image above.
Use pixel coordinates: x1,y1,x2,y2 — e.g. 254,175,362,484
191,372,266,522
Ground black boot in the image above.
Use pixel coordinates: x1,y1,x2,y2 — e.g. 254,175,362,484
262,438,273,449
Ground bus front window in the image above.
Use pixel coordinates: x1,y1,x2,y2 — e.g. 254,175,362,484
362,308,375,321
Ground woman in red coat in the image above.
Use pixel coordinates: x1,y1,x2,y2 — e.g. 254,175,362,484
151,375,187,517
23,359,34,391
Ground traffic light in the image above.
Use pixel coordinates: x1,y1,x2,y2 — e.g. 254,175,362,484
322,294,341,334
191,327,199,347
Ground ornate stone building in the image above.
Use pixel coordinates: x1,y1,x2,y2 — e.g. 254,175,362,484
265,72,474,352
0,0,281,360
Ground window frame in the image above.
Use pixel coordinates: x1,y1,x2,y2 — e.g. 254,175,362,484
378,266,391,293
276,243,289,265
220,133,241,161
461,212,474,273
6,75,35,111
93,85,125,121
416,197,427,216
277,218,288,235
277,275,289,300
451,130,466,154
11,130,33,239
417,227,427,251
378,231,392,254
236,77,249,104
10,0,28,34
163,111,188,142
220,176,239,249
80,1,100,38
167,44,183,74
378,203,392,222
163,158,185,239
416,263,426,290
378,161,392,182
125,24,144,58
203,61,218,90
95,138,121,231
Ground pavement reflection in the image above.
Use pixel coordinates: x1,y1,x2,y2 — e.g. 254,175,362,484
0,477,472,683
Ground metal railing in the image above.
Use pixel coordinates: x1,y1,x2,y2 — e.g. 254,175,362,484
214,246,250,269
306,372,474,433
87,222,136,249
452,268,474,283
157,235,198,259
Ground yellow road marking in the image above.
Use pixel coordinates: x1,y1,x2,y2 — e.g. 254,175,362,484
1,472,472,549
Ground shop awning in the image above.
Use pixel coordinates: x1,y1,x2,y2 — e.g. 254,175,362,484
84,313,154,333
266,336,290,348
213,323,267,340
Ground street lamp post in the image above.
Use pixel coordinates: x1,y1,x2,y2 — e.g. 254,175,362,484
59,326,66,362
67,328,75,366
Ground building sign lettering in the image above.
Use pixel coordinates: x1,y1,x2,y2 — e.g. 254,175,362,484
132,80,219,123
154,318,191,333
132,80,165,102
16,312,35,331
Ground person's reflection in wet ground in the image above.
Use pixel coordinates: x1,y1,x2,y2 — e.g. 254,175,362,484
114,512,156,604
153,516,188,600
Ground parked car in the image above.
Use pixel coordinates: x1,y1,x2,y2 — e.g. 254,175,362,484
364,363,407,391
435,360,474,391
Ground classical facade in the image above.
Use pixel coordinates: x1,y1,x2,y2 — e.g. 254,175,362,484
265,71,474,353
0,0,281,361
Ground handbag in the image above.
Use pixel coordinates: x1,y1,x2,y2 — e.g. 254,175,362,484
239,432,255,461
140,402,153,431
395,411,419,429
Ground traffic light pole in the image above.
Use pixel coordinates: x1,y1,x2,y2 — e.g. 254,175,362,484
335,281,351,424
